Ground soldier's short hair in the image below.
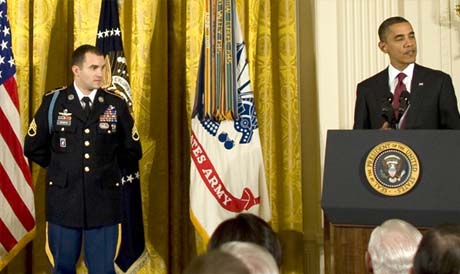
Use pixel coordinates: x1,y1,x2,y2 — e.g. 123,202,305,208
72,44,104,67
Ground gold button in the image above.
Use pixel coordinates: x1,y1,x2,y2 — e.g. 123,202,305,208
49,181,53,186
84,141,90,147
84,166,90,172
84,128,90,134
84,153,90,159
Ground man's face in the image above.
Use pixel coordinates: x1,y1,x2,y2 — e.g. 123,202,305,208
379,22,417,71
72,52,105,94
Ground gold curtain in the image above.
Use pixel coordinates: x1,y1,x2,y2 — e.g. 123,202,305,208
2,0,320,273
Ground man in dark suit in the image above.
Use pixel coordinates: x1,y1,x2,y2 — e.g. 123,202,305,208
353,16,460,129
24,45,142,274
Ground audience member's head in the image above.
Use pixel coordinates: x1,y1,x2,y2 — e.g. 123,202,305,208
412,224,460,274
366,219,422,274
208,213,282,266
220,241,279,274
183,249,250,274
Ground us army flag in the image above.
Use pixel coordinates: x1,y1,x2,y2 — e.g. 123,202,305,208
190,0,271,240
96,0,146,272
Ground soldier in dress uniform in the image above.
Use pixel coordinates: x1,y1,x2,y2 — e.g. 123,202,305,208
24,44,142,274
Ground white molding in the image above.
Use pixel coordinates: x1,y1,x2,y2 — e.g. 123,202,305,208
315,0,399,162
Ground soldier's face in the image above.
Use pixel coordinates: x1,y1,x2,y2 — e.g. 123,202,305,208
73,52,105,94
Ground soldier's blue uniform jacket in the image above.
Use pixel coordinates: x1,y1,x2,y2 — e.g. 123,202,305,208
24,85,142,228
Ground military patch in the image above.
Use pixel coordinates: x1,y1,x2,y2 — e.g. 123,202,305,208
27,118,37,137
132,125,140,141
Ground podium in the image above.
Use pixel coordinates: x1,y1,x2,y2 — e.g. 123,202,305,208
321,130,460,274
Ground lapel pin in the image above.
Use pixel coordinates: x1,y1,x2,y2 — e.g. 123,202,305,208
98,96,104,103
68,94,74,100
418,82,424,86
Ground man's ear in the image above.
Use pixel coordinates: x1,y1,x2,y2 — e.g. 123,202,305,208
71,65,80,76
365,251,373,274
378,41,387,53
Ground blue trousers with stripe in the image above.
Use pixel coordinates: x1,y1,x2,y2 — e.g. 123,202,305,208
47,222,119,274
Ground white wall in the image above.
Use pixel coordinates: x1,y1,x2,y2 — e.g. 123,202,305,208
315,0,460,167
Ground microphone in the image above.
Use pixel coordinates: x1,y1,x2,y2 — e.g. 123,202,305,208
397,90,410,123
381,96,396,129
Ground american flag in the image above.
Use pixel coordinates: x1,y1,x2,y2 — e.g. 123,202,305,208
96,0,145,272
0,0,35,270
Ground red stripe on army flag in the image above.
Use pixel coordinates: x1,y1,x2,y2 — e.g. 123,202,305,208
190,0,270,240
0,0,36,270
191,132,260,212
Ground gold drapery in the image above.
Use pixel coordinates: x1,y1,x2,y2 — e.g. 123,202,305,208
2,0,320,273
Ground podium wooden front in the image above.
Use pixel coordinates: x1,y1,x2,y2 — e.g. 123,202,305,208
321,130,460,274
323,221,372,274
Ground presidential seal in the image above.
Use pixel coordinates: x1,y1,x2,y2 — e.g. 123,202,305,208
365,141,420,196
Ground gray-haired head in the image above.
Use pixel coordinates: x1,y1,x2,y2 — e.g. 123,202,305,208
367,219,422,274
220,241,279,274
183,249,250,274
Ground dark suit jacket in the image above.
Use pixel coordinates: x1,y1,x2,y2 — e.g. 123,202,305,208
353,64,460,129
24,85,142,228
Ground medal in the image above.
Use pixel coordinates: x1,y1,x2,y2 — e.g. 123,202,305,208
99,122,110,130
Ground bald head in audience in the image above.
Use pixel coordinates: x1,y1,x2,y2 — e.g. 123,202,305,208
366,219,422,274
